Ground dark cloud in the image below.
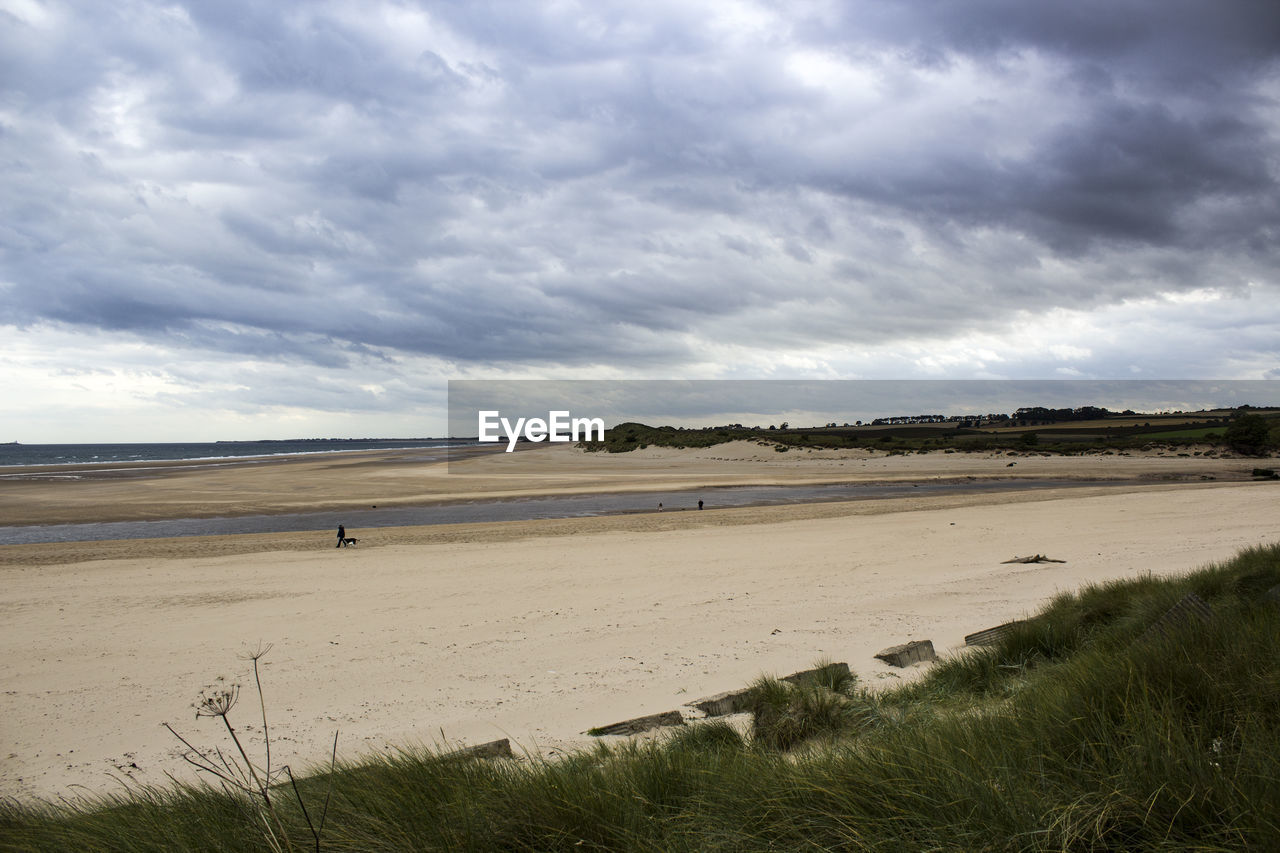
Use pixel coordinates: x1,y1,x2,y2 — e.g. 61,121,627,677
832,0,1280,77
1,0,1276,428
799,0,1280,259
1018,102,1274,252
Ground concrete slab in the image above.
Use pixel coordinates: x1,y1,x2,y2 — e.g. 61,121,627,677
874,640,936,667
587,710,685,736
965,620,1027,647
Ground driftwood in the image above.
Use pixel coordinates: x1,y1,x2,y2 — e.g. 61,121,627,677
1001,554,1066,564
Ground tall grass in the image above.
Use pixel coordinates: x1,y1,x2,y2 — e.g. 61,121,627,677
4,544,1280,851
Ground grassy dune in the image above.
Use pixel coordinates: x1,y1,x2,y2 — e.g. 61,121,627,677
583,410,1279,456
4,544,1280,851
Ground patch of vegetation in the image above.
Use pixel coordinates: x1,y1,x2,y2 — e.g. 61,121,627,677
579,408,1279,458
1225,413,1274,455
5,546,1280,850
746,660,870,750
579,421,758,453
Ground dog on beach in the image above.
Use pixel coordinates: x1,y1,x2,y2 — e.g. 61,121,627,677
341,537,359,547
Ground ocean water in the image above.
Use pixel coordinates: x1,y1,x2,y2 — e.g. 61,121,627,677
0,438,454,467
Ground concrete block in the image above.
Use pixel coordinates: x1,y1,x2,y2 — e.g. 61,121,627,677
874,640,936,668
965,620,1027,647
588,710,685,736
447,738,513,760
781,661,852,687
691,663,852,717
691,689,755,717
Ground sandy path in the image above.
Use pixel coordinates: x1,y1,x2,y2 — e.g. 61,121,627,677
2,479,1277,802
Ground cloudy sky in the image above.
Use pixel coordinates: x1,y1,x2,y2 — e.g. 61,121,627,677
2,1,1278,441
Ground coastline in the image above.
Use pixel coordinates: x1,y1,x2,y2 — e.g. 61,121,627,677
0,439,453,469
0,441,1249,527
1,444,1276,801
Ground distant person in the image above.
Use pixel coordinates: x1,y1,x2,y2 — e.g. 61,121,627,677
658,502,663,512
336,524,346,548
698,499,703,510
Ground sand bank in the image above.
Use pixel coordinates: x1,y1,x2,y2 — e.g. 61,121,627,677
0,440,1251,528
2,469,1277,801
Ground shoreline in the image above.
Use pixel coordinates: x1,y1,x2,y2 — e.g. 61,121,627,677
0,476,1165,548
0,478,1258,568
0,446,453,480
0,441,458,472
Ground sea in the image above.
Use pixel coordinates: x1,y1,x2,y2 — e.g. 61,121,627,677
0,438,455,468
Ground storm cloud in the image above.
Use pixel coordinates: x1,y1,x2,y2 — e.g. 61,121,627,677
1,1,1277,439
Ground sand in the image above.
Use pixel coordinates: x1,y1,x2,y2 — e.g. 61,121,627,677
0,440,1244,528
1,443,1276,801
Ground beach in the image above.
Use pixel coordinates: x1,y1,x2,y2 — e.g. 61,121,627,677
1,444,1276,801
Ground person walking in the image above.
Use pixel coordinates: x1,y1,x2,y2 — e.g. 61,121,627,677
337,524,346,548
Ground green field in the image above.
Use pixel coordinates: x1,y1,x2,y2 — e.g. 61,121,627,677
1135,427,1225,440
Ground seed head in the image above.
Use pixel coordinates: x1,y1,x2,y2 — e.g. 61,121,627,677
193,677,240,719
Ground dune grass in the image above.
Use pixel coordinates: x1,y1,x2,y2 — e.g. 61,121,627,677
4,544,1280,851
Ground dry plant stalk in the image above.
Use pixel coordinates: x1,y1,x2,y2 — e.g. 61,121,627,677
163,642,337,853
